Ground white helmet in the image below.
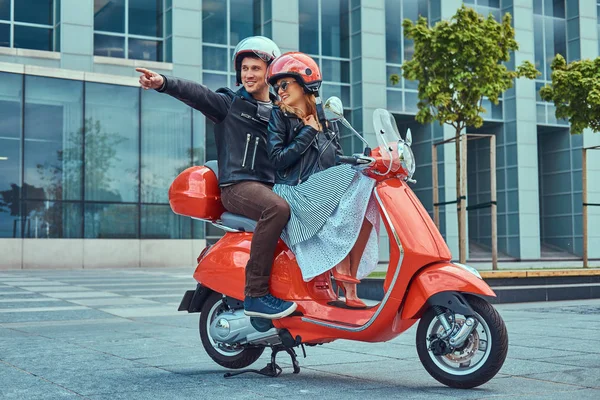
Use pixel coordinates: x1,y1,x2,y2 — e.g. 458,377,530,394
232,36,281,85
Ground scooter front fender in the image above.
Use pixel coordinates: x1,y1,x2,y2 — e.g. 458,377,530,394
401,263,495,320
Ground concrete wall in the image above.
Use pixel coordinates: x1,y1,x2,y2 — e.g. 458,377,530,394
0,239,206,269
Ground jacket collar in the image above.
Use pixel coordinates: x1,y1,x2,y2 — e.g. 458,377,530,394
236,87,277,104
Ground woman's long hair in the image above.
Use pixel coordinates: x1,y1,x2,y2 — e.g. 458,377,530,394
277,92,322,131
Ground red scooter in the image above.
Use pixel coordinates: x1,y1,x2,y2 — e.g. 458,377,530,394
173,97,507,388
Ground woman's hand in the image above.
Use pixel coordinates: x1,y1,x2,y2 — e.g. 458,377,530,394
303,114,320,131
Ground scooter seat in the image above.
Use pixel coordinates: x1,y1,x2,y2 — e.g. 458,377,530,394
220,212,257,232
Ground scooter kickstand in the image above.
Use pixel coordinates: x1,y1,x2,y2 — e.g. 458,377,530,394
224,346,289,379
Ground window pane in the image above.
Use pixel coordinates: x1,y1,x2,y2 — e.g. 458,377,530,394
14,26,52,51
387,89,403,112
534,15,544,79
22,201,82,238
202,0,227,44
192,219,205,239
129,0,163,37
85,83,139,202
24,76,83,202
94,0,125,33
299,0,319,55
129,38,162,61
141,205,191,239
141,89,192,203
405,91,419,113
321,0,350,58
386,0,402,64
322,59,350,83
0,1,8,20
94,34,125,58
0,23,8,47
85,203,138,238
321,83,349,107
15,0,53,25
0,73,22,238
205,120,217,161
203,46,228,71
230,0,254,45
202,72,227,91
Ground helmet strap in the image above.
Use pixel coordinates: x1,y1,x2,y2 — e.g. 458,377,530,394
314,92,328,131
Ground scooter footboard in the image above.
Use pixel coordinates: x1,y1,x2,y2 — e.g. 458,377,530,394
400,263,495,320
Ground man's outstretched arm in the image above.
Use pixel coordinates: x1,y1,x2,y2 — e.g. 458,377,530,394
136,68,231,123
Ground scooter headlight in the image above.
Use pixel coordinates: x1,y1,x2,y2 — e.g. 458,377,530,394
398,141,416,179
454,262,482,279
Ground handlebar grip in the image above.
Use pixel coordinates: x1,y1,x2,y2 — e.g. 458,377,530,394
336,156,359,165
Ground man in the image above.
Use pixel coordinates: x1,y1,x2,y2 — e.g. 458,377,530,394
136,36,296,319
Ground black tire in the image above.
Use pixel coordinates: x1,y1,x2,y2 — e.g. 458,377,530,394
199,292,264,369
416,295,508,389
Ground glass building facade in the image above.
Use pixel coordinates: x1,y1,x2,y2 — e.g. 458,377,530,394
1,0,599,268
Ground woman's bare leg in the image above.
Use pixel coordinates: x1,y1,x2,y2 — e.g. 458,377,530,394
340,219,373,301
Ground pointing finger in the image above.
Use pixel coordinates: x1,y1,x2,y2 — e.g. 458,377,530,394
135,67,153,78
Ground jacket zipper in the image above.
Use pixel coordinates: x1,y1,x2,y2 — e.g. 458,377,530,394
250,137,259,170
298,155,304,184
241,133,251,168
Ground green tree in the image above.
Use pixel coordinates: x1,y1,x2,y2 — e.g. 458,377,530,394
395,5,539,133
540,54,600,134
393,5,539,262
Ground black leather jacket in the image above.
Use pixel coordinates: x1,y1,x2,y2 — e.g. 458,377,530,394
158,76,276,186
267,106,343,185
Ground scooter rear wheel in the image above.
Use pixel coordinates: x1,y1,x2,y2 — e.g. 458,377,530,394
416,295,508,389
199,292,264,369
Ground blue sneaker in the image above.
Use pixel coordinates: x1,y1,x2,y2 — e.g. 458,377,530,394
244,294,297,319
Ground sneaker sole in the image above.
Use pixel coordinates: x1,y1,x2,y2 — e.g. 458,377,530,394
244,302,298,320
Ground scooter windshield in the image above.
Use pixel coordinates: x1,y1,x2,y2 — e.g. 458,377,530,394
373,109,402,173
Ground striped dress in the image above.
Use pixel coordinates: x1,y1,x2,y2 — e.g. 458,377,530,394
273,164,380,282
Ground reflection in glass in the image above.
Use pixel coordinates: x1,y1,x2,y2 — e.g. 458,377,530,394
0,1,9,20
230,0,254,45
24,76,83,202
322,59,350,83
141,205,191,239
299,0,319,55
202,0,227,44
387,90,403,113
0,23,8,47
94,0,125,33
129,38,162,61
141,89,192,204
22,201,82,238
0,73,23,238
205,120,217,161
15,0,53,25
405,91,419,113
203,46,228,71
14,26,52,51
85,83,139,203
128,0,163,37
85,203,138,238
192,110,206,166
321,0,349,58
202,73,228,91
94,34,125,58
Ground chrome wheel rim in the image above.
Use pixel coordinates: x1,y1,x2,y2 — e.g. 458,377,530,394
426,311,492,376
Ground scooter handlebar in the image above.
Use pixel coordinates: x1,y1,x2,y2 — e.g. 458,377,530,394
336,155,359,165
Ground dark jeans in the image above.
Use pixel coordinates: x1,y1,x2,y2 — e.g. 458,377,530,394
220,181,290,297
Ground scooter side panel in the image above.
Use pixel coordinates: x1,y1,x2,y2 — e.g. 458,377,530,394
375,180,452,297
400,263,496,320
194,233,333,302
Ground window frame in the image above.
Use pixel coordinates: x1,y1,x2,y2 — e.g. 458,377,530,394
0,0,59,52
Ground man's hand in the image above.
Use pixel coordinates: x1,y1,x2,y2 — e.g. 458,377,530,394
303,114,320,131
136,68,164,90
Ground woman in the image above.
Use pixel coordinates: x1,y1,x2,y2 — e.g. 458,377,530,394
266,52,380,308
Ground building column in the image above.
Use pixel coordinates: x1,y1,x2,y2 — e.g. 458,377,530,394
508,1,541,259
438,0,463,258
171,0,203,82
359,0,389,263
271,0,299,53
60,0,94,71
579,0,600,259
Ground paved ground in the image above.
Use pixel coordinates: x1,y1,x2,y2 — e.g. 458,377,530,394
1,268,599,400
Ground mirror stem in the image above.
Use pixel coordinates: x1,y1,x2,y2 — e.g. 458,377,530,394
340,118,370,148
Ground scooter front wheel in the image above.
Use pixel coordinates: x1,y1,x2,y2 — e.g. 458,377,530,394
416,295,508,389
199,292,264,369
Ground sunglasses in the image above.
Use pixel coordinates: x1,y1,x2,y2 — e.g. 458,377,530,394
273,80,295,93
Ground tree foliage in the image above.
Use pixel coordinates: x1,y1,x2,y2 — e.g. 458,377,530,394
394,5,539,134
539,54,600,134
